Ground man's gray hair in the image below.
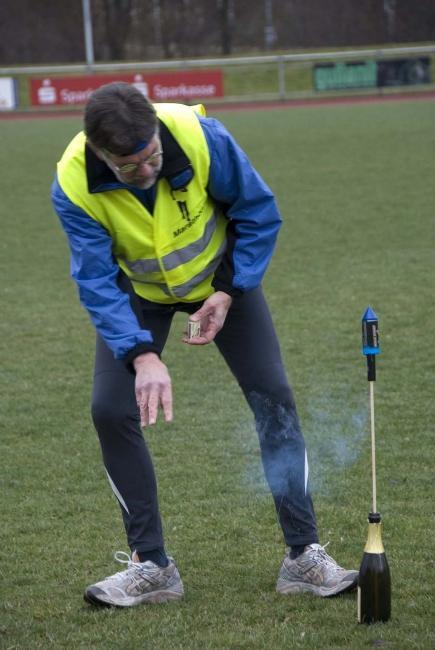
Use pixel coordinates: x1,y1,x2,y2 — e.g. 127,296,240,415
84,82,157,155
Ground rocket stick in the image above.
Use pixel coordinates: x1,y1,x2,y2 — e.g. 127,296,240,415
362,306,380,514
369,380,376,514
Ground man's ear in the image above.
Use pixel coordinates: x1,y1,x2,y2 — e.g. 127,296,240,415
87,139,105,161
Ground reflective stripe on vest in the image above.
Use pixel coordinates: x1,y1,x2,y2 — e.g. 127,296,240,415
132,238,227,298
122,208,219,275
57,103,228,304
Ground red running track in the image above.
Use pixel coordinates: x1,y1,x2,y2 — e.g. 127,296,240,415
1,90,434,120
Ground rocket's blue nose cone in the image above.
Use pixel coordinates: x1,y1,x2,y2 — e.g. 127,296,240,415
362,306,378,322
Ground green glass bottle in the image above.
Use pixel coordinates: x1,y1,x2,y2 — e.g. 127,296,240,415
358,512,391,624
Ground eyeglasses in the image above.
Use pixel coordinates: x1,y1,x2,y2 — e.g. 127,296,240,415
108,149,163,175
101,137,163,175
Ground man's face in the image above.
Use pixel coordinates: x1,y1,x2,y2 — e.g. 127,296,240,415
102,134,163,190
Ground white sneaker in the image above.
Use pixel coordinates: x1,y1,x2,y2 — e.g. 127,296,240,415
276,543,358,597
84,551,184,607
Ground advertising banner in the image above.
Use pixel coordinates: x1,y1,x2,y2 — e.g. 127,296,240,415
377,57,431,87
314,61,377,91
29,70,223,107
314,57,432,91
0,77,18,110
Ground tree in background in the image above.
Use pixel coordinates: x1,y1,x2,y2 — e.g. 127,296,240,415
264,0,277,51
0,0,434,65
94,0,134,61
0,0,84,65
218,0,235,56
384,0,397,42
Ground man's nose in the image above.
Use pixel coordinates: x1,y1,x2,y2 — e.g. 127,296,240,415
136,161,154,175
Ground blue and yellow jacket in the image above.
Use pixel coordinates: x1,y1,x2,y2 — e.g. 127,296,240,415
51,105,282,362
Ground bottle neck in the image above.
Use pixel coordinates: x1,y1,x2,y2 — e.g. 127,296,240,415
364,522,385,554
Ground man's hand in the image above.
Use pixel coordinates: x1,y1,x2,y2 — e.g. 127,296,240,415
184,291,233,345
133,352,173,427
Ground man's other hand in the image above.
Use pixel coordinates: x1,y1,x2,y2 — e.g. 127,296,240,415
133,353,173,427
184,291,233,345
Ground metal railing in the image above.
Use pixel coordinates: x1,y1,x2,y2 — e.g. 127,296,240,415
1,44,434,105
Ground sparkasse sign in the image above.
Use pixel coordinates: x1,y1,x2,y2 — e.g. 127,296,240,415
30,70,223,106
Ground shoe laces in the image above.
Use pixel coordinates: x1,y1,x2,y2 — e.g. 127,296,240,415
104,551,158,585
114,550,140,568
306,542,342,570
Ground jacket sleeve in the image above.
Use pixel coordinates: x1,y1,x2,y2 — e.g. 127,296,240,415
199,116,282,295
51,176,160,362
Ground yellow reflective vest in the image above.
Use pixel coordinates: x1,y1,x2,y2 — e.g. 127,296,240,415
57,103,228,303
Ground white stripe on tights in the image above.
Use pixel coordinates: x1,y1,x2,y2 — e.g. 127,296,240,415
304,449,309,495
105,469,130,515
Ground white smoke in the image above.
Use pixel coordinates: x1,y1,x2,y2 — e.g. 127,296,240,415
239,388,368,499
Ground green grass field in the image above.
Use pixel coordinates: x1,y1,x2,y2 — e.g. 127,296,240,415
1,99,434,649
